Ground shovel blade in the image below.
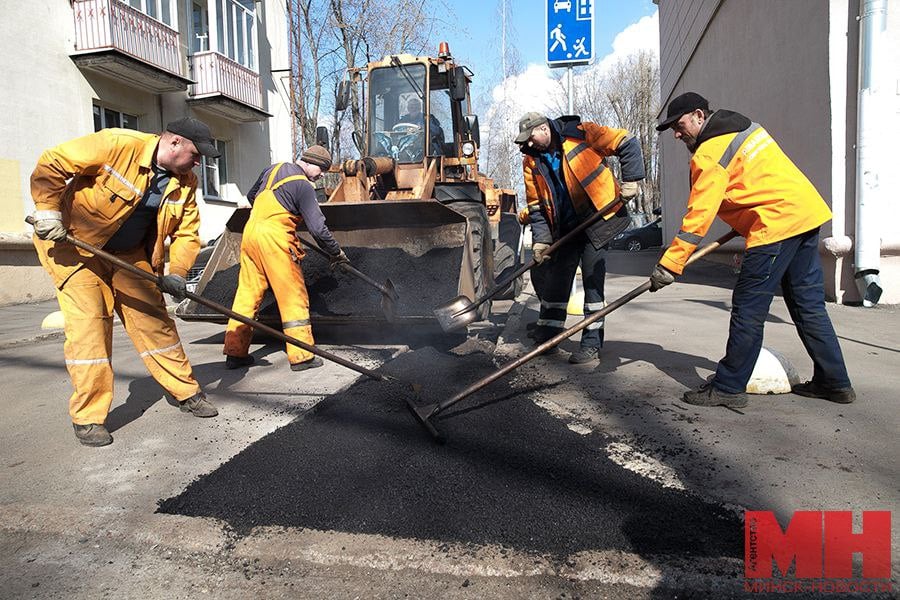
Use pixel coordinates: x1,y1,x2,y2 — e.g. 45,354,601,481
433,295,477,333
381,278,398,322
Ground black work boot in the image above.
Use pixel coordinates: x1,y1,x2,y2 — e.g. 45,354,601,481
225,355,255,370
290,357,324,372
792,380,856,404
73,423,113,447
683,383,748,408
531,329,560,355
179,391,218,417
569,346,600,364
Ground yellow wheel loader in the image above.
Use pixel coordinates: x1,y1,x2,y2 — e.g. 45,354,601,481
176,44,523,329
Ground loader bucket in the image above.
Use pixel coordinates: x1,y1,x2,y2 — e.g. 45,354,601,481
176,200,474,327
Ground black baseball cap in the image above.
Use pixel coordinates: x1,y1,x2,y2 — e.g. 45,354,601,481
656,92,709,132
165,117,220,158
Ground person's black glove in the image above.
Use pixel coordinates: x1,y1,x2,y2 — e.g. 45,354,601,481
329,249,350,273
33,211,67,241
649,265,676,292
159,274,188,300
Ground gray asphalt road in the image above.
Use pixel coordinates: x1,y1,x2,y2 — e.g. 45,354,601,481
1,252,897,598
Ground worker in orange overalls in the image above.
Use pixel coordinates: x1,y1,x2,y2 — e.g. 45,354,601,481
516,112,643,363
31,117,220,447
650,92,854,408
223,145,348,371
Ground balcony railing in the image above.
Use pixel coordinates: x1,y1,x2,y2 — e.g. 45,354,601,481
72,0,183,77
189,51,264,111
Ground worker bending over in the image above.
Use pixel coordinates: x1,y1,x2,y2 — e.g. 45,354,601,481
515,112,644,363
650,92,854,407
31,117,220,447
223,146,348,371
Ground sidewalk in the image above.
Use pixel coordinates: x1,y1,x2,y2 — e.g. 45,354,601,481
0,298,64,348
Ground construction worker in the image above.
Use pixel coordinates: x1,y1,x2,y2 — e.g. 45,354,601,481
31,117,220,447
515,112,644,363
651,92,854,407
223,146,348,371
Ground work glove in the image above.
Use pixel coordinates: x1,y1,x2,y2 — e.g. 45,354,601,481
649,265,676,292
158,274,188,301
532,242,551,264
33,211,67,241
517,207,531,225
329,249,350,273
619,181,640,200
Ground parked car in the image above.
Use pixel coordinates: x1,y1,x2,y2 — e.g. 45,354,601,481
608,219,663,252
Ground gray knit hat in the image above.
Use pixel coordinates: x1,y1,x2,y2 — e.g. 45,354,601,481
300,145,332,170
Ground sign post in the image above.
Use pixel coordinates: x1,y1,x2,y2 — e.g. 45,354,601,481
546,0,594,112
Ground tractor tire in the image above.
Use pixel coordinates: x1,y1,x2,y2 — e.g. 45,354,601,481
492,212,524,300
449,201,494,322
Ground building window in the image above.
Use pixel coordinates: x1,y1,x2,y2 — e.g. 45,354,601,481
127,0,176,28
215,0,257,71
93,104,139,132
191,1,209,52
201,140,228,199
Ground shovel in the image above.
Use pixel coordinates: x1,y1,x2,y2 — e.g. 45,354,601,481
433,207,613,333
26,216,394,383
296,235,399,323
410,230,741,440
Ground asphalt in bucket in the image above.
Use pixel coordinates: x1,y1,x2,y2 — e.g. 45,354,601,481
158,345,743,561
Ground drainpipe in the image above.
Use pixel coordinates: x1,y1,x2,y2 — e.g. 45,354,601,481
854,0,888,306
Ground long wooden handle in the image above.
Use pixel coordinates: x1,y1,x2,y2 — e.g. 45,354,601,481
462,204,611,314
430,230,741,418
26,216,388,381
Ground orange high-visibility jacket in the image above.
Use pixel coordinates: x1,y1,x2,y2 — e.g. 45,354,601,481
660,112,831,274
522,117,642,244
31,128,201,287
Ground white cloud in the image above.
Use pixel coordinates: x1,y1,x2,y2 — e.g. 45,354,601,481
486,11,660,118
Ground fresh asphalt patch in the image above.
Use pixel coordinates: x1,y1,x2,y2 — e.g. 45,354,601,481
158,345,743,562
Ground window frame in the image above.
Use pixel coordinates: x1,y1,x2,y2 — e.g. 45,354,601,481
200,139,229,201
127,0,178,29
93,103,139,132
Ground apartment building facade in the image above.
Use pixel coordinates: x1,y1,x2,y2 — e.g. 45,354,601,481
0,0,294,304
654,0,899,305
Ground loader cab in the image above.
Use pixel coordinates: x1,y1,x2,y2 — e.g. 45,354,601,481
368,60,456,164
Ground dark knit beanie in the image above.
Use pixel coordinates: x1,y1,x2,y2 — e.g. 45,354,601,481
300,145,332,170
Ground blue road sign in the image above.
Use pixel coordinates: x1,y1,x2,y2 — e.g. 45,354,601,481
546,0,594,67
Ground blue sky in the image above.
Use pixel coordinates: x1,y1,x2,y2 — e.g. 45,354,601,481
436,0,658,94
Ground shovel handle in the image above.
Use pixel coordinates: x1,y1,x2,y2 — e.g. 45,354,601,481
460,205,611,315
26,216,388,382
296,235,395,299
434,230,741,416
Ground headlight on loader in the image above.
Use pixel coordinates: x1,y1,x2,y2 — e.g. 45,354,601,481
461,141,476,157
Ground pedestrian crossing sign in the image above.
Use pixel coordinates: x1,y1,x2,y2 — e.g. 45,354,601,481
546,0,594,67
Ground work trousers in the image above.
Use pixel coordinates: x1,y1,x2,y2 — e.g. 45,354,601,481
530,232,606,348
224,195,314,365
713,228,851,393
57,248,200,425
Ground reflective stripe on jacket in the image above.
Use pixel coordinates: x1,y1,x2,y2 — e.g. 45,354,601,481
659,120,831,274
522,119,636,243
30,128,201,286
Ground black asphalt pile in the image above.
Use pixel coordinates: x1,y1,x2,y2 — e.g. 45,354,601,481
302,246,464,318
158,346,743,560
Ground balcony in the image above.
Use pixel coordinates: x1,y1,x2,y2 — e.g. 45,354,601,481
71,0,192,92
188,52,270,123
